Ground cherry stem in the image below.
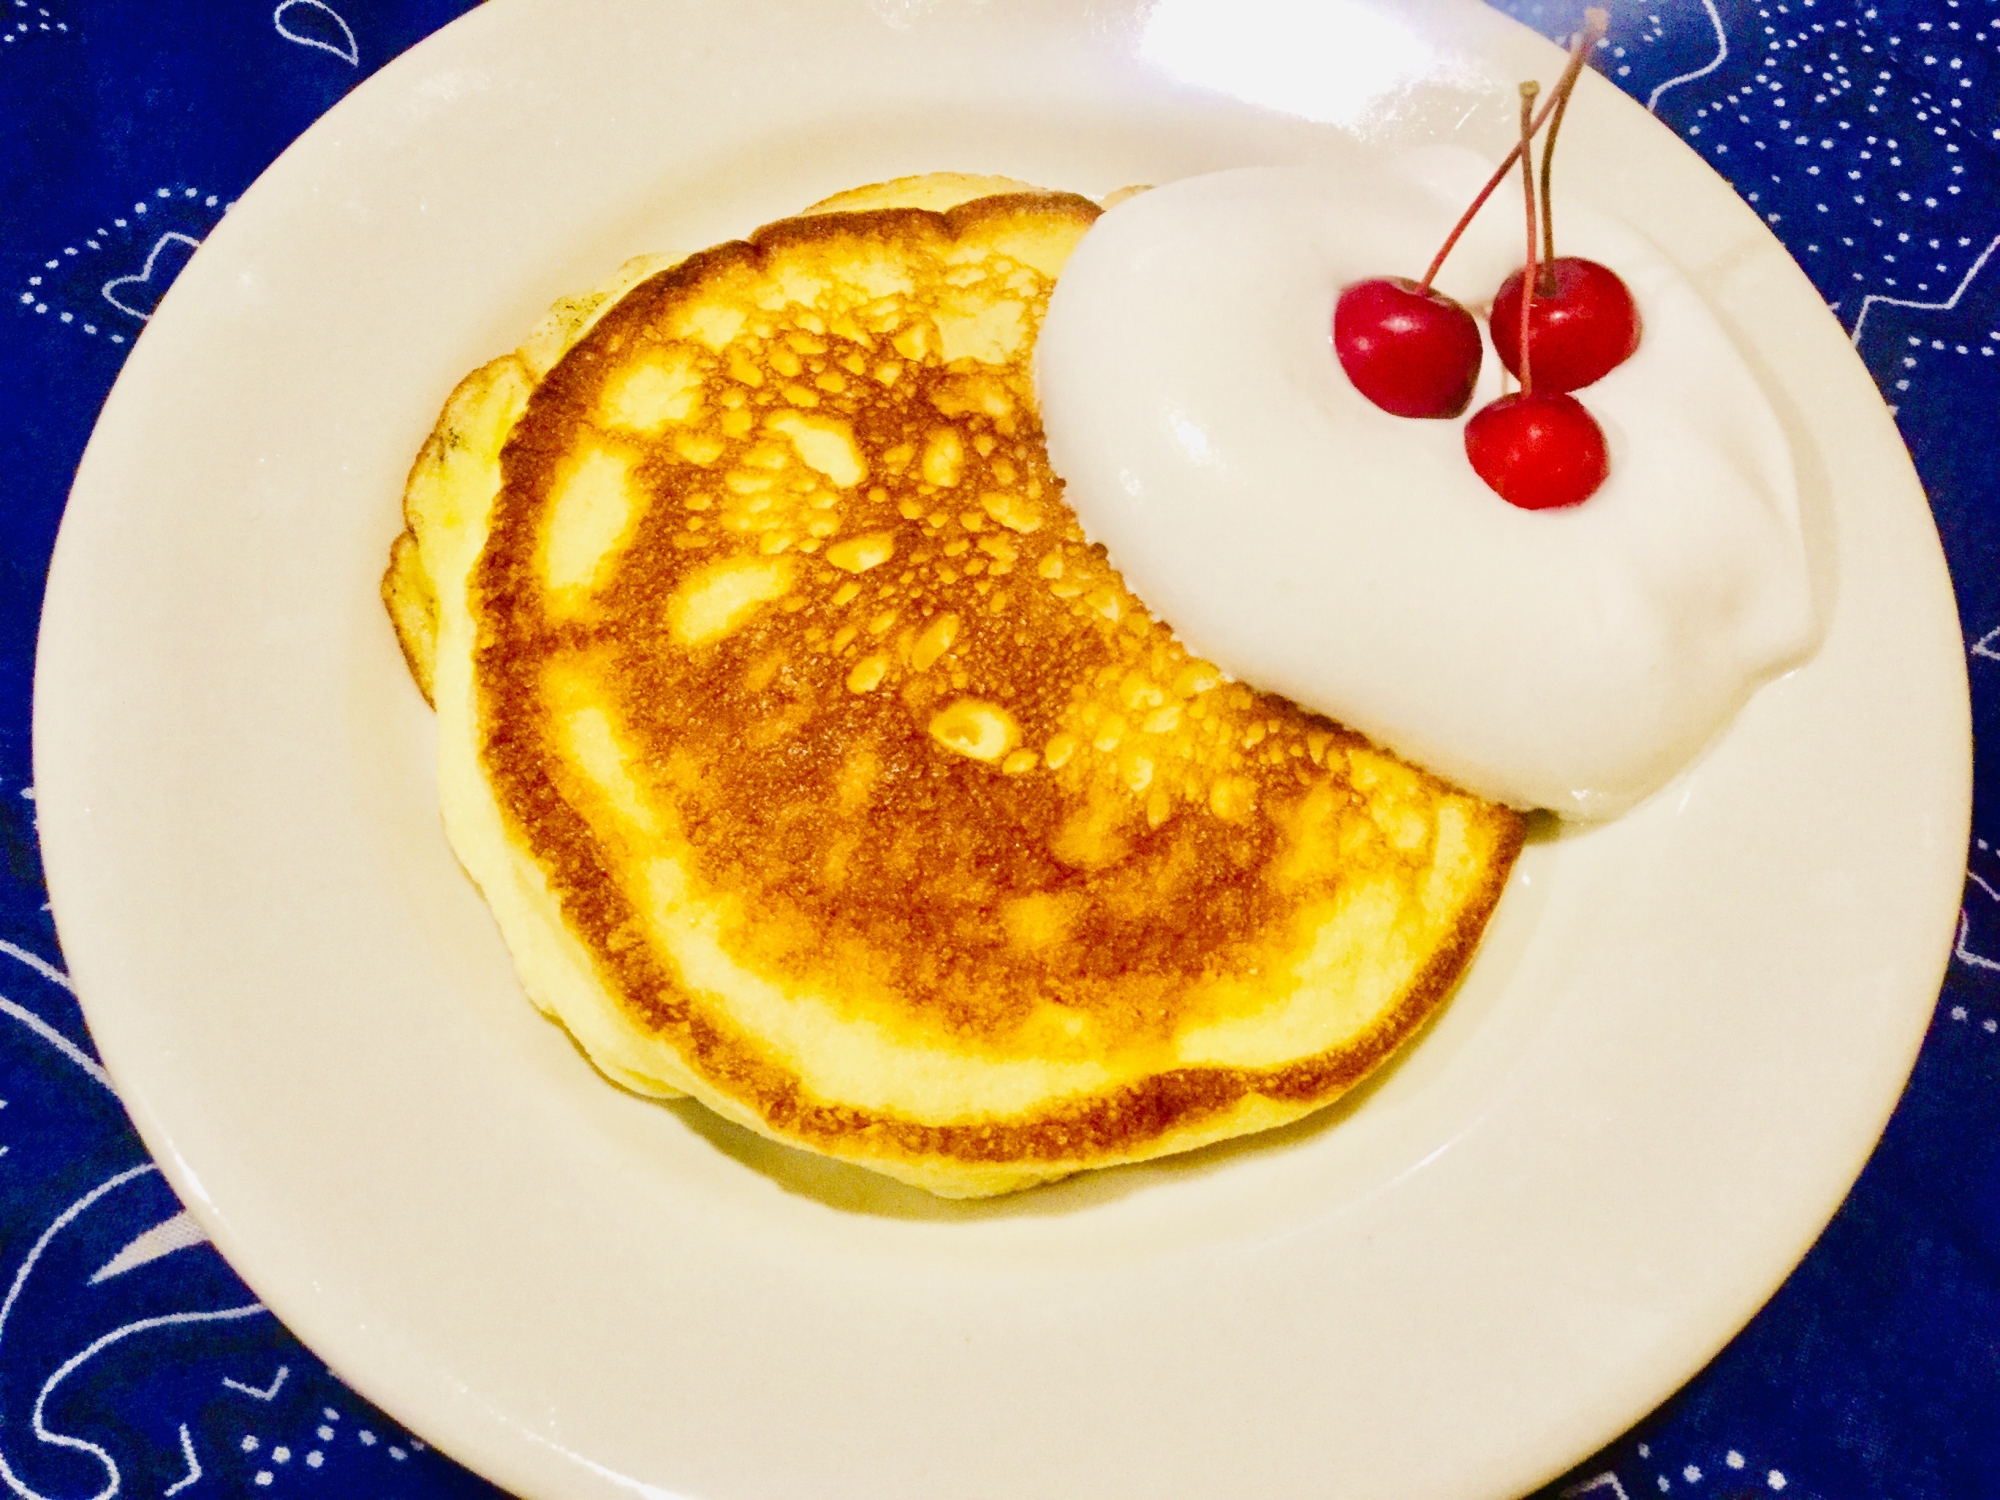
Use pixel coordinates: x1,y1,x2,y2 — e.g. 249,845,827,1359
1518,82,1539,395
1538,8,1609,291
1537,84,1570,291
1420,131,1539,291
1420,6,1608,293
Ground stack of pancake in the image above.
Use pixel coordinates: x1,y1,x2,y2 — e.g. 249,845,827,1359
383,174,1523,1197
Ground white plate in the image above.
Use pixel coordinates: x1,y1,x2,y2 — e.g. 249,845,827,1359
34,1,1971,1497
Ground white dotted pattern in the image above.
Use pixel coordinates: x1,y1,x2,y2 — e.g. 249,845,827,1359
228,1398,433,1490
3,1,69,45
1629,1441,1794,1499
16,185,232,345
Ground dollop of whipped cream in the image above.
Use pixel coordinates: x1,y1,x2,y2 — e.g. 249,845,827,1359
1035,153,1820,819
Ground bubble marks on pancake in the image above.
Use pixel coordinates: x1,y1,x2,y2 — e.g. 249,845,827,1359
433,189,1521,1193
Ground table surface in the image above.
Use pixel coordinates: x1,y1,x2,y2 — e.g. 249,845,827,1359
3,2,1997,1497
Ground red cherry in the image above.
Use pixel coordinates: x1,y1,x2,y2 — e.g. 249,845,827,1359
1490,257,1641,393
1333,277,1484,419
1464,391,1608,510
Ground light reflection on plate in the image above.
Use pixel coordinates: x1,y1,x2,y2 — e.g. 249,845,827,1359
1142,0,1473,125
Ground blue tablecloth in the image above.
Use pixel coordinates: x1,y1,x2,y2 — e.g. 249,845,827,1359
3,3,1996,1496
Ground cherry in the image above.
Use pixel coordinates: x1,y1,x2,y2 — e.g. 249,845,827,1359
1464,391,1608,509
1490,256,1641,392
1334,278,1483,418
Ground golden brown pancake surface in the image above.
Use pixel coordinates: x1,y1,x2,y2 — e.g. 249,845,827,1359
389,178,1523,1196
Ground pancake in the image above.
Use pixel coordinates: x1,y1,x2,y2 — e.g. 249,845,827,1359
384,175,1524,1197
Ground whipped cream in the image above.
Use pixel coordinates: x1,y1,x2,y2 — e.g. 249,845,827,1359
1035,154,1820,819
